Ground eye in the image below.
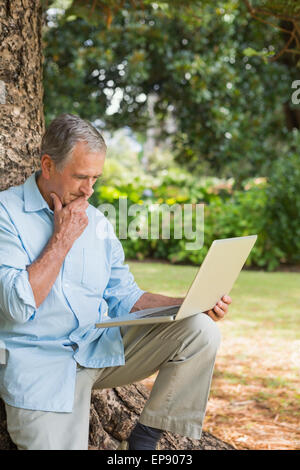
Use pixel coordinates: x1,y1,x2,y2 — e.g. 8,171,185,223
75,175,101,181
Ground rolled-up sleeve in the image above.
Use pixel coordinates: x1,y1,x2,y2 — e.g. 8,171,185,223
0,204,36,323
103,223,145,319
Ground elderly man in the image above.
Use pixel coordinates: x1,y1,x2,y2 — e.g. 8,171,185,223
0,114,231,450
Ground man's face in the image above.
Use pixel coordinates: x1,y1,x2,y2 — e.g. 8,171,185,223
42,141,105,207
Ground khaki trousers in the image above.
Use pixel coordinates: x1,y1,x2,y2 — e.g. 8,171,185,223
5,312,221,450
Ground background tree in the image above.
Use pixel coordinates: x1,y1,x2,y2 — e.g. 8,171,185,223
43,0,300,187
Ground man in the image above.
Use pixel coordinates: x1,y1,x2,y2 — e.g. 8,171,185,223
0,114,231,450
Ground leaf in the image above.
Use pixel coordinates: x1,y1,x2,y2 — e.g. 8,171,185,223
243,47,275,59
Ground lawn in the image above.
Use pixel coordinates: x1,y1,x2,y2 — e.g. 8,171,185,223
128,260,300,450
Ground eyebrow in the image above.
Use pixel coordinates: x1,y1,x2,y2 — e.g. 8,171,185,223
72,173,102,178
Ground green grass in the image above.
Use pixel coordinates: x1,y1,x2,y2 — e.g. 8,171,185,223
128,261,300,341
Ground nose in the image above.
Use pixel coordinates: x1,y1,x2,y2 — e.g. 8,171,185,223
79,179,95,198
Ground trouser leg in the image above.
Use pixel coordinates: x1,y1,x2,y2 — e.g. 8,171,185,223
4,313,220,448
90,312,221,440
4,367,94,450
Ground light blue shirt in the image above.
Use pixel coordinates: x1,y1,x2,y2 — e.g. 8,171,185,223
0,171,144,412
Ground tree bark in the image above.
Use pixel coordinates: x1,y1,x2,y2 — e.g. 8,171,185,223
0,0,44,191
0,384,235,450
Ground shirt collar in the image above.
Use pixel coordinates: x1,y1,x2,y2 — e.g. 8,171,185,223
24,170,53,214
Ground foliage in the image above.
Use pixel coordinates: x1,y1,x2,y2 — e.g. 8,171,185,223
43,0,300,60
83,121,300,272
88,159,296,271
243,0,300,63
42,1,298,186
263,136,300,266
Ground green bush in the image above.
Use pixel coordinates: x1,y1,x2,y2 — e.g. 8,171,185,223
89,162,300,271
263,152,300,266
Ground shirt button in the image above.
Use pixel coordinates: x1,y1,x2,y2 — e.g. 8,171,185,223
65,282,69,288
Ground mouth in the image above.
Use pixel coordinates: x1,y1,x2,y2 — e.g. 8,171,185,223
72,195,90,200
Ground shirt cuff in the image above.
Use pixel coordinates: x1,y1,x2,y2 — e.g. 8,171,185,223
118,288,146,317
14,269,37,320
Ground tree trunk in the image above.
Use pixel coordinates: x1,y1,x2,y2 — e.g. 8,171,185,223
0,384,235,450
0,0,44,191
0,0,234,452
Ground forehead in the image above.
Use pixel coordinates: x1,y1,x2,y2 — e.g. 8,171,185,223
67,141,105,173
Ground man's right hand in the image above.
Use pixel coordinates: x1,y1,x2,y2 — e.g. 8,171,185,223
27,193,89,309
50,192,89,249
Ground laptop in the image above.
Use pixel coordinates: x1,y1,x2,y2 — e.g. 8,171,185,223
95,234,257,328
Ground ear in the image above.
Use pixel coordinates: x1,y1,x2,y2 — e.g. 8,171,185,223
40,154,54,180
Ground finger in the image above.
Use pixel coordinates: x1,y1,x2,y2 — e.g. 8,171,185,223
206,309,221,322
69,196,89,209
222,295,232,304
67,199,89,214
214,305,226,318
50,192,62,212
217,300,228,313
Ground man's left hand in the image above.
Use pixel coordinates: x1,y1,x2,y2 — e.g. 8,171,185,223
205,295,232,322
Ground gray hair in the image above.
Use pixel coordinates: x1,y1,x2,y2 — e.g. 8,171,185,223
41,113,107,172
